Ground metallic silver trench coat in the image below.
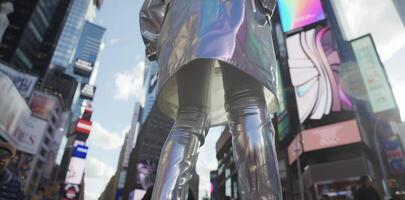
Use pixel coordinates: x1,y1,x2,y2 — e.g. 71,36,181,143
140,0,279,126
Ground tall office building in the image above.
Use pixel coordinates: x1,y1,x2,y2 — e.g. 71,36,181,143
69,21,105,119
0,0,70,77
51,0,97,68
122,61,174,200
57,21,105,184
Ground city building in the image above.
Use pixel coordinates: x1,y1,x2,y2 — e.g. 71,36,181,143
120,60,174,200
0,0,70,77
51,0,99,68
140,60,158,124
69,21,105,119
214,127,238,199
56,20,105,200
100,103,141,200
274,0,403,199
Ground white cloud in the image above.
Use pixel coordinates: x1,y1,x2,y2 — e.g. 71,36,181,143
85,156,115,200
89,122,127,149
85,156,115,181
113,61,146,101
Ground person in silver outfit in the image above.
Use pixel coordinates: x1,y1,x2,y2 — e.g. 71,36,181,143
139,0,282,199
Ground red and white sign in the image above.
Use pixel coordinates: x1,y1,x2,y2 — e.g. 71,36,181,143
75,119,92,135
301,120,361,152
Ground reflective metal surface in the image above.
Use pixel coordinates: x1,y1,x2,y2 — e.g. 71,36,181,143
151,62,281,199
227,102,282,200
223,64,282,200
151,112,206,200
140,0,279,125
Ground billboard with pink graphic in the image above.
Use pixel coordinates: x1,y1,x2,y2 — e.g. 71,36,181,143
301,120,362,152
286,26,352,123
288,120,362,164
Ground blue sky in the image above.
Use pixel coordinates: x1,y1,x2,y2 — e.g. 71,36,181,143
75,0,405,199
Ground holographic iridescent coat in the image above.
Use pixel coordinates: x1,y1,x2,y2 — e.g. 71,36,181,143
140,0,279,125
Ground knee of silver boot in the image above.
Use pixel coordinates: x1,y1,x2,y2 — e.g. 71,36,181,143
226,100,282,199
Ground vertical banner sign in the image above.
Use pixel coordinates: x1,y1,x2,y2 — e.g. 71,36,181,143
350,34,397,113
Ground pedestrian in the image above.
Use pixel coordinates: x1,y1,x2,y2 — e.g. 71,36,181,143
0,142,26,200
354,175,381,200
139,0,281,199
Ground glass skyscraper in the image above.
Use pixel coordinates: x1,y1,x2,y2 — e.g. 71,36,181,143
51,0,96,68
70,21,105,119
0,0,70,76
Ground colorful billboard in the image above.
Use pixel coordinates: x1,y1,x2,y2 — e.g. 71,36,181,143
350,34,397,114
65,145,88,185
286,26,352,123
29,91,60,120
278,0,326,33
13,116,47,154
288,120,362,164
380,135,405,175
61,183,80,200
135,160,157,190
301,120,361,152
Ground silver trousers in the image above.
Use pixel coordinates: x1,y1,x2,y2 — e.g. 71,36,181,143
152,59,282,200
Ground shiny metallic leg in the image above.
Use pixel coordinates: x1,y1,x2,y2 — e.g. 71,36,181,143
151,109,208,200
152,60,212,200
228,105,282,200
221,62,282,200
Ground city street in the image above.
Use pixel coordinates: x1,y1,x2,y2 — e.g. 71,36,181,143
0,0,404,200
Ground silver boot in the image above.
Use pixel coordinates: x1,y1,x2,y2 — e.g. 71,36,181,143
227,103,282,200
151,108,208,200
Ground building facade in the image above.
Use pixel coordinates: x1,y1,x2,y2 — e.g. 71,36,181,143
51,0,98,68
0,0,70,76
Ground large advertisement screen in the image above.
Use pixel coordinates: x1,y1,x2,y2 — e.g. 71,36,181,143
380,135,405,175
350,35,397,114
278,0,326,33
65,145,88,185
286,26,352,123
29,91,60,120
135,160,157,190
288,120,362,164
13,116,47,154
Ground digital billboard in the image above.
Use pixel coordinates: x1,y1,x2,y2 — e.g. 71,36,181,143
278,0,326,33
288,120,362,164
29,91,60,120
350,34,397,114
286,26,352,123
135,160,157,190
61,183,80,200
65,145,88,185
380,135,405,175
